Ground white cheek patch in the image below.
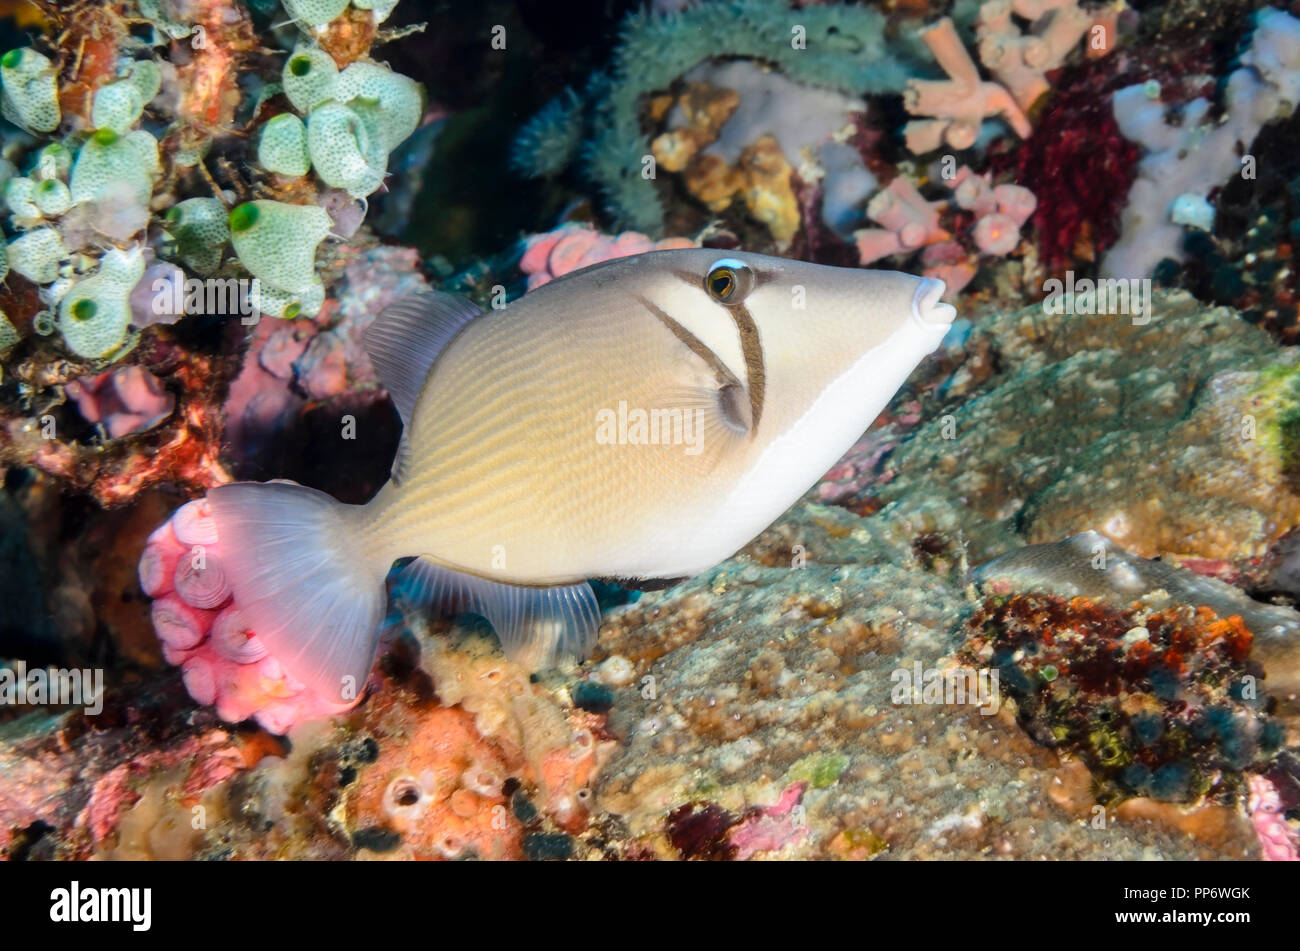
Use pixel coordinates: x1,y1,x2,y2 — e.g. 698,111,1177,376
654,313,950,577
651,281,749,385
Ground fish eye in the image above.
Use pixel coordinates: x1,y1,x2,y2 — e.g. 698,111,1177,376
705,259,753,303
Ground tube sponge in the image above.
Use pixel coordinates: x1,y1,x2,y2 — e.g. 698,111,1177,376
283,47,339,113
228,199,332,294
307,101,386,198
335,60,423,151
0,48,60,133
6,227,66,283
70,128,160,208
57,247,146,360
164,197,230,275
283,0,350,27
258,113,311,177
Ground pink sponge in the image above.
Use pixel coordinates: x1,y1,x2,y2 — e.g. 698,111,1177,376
139,498,358,734
66,365,175,439
521,224,697,289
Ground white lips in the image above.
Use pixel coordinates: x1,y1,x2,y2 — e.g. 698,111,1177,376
910,276,958,328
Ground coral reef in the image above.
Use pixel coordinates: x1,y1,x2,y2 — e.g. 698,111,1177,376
1103,8,1300,278
959,592,1280,803
854,165,1036,295
519,223,696,290
875,290,1300,564
513,0,924,235
3,0,1300,870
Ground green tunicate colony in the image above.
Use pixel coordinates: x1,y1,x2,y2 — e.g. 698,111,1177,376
284,0,400,27
265,50,423,201
1,47,163,359
165,199,230,276
0,0,413,365
232,32,422,317
57,248,146,360
0,48,60,133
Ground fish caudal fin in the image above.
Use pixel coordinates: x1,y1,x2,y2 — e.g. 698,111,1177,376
206,481,386,703
397,556,600,669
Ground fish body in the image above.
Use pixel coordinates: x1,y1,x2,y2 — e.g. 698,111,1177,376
208,249,955,701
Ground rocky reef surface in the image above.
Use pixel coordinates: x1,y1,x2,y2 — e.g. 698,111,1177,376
2,0,1300,862
5,288,1300,861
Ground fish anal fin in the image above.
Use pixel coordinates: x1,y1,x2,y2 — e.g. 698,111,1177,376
396,557,601,669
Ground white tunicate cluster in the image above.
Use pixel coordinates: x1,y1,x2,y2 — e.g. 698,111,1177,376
6,227,66,284
258,113,311,177
268,50,423,199
4,176,41,227
283,47,338,113
0,48,60,133
88,59,162,135
249,278,326,319
57,247,147,360
164,197,230,275
33,177,71,217
306,100,387,198
229,200,332,297
70,129,159,208
0,309,18,356
284,0,351,27
284,0,402,27
334,61,423,151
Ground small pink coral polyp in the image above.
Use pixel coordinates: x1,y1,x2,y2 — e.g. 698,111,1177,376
138,497,357,734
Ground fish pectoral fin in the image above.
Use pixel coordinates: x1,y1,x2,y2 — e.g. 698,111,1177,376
654,382,754,463
362,291,484,483
395,556,601,669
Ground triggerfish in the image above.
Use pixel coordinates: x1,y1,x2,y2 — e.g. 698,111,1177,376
207,249,956,703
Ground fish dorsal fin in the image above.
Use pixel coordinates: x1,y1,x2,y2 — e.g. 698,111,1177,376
396,556,601,669
362,291,484,482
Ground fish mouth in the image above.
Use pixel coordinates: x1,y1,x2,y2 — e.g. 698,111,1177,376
910,277,958,329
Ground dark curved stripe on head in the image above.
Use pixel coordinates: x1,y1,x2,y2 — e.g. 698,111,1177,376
727,301,765,432
634,293,741,390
